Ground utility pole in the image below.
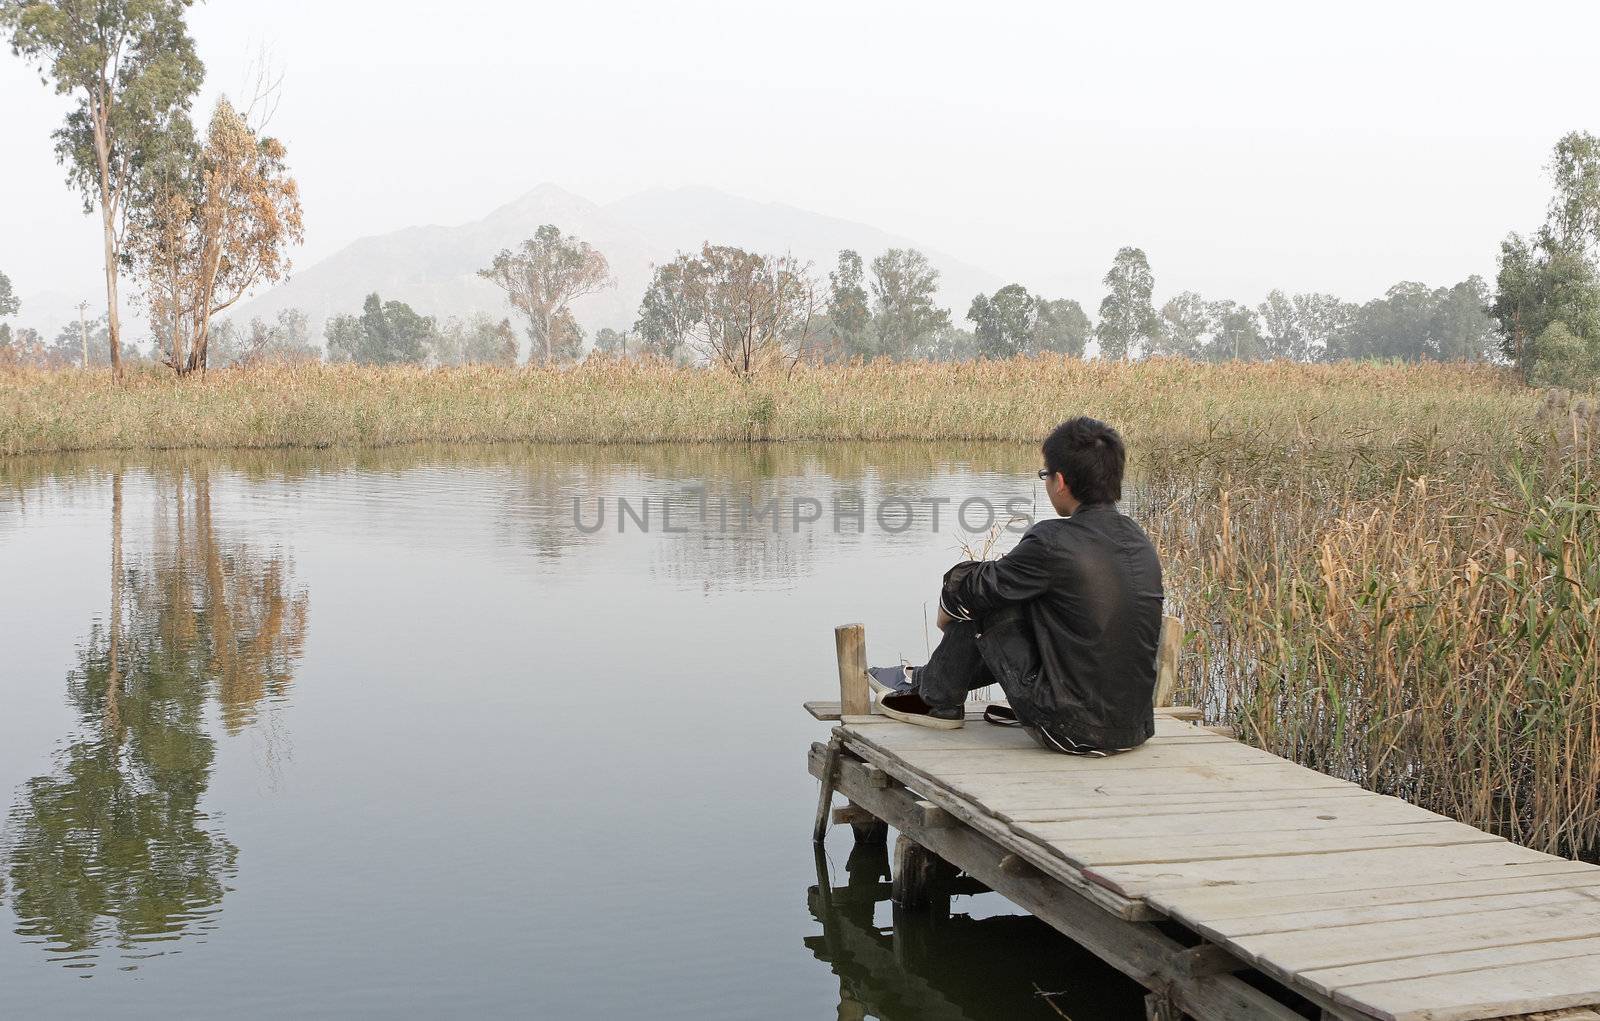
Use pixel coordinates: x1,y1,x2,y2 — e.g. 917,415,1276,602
77,300,88,369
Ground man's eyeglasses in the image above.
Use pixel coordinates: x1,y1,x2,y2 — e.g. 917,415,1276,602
1037,469,1051,481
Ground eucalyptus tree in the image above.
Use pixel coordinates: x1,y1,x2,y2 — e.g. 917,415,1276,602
1095,247,1160,359
869,248,949,359
826,249,872,359
2,0,204,379
479,224,613,365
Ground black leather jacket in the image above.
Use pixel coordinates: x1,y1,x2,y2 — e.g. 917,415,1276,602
941,504,1164,750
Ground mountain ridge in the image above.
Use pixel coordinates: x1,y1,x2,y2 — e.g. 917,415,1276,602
230,183,1007,351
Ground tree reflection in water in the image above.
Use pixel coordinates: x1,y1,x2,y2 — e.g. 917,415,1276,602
2,469,308,973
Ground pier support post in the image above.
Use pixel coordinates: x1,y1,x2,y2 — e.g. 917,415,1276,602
891,833,958,912
1145,991,1182,1021
834,623,870,717
833,623,884,844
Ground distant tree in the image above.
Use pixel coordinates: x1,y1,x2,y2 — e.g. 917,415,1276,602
869,248,949,359
1257,290,1303,361
1430,276,1497,362
325,293,436,365
592,327,631,358
826,249,873,359
48,314,109,367
1544,132,1600,260
549,308,585,361
1031,297,1091,356
925,325,978,362
0,269,16,320
211,308,317,367
1095,247,1160,359
1154,291,1209,358
479,224,613,365
0,269,17,350
130,97,304,373
434,313,516,366
1290,293,1356,363
1204,300,1264,361
2,0,204,379
684,245,820,375
967,284,1036,359
465,317,518,365
635,258,701,362
0,326,48,367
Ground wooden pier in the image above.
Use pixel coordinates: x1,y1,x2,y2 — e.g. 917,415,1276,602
807,623,1600,1021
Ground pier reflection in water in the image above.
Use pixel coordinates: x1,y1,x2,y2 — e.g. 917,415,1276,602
807,842,1143,1020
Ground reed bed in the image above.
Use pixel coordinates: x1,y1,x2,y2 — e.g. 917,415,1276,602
1146,397,1600,858
0,357,1529,455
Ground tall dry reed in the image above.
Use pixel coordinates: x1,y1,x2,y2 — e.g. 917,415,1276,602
1146,398,1600,858
0,357,1529,455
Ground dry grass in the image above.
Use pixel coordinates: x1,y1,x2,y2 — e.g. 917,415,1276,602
1147,398,1600,858
0,356,1530,456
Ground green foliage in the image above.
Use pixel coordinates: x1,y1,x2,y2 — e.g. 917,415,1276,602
0,269,17,319
2,0,204,211
826,249,872,359
1527,321,1600,388
1154,291,1209,358
325,293,437,365
1095,246,1160,359
869,248,949,359
1204,300,1264,362
634,257,700,362
1032,297,1091,356
967,284,1036,359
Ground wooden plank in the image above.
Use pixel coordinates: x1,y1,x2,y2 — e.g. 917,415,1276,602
1297,938,1600,997
858,743,1285,775
1332,954,1600,1021
1007,788,1378,824
1058,822,1502,868
804,699,842,721
843,719,1228,751
1195,884,1600,941
1086,842,1561,899
1230,900,1600,978
1027,797,1444,842
1151,862,1600,927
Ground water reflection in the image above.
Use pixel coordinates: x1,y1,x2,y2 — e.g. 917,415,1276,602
807,843,1142,1020
2,469,308,972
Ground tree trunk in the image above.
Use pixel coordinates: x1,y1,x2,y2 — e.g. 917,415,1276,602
101,200,122,380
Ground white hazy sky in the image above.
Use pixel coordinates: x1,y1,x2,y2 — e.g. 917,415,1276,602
3,0,1598,320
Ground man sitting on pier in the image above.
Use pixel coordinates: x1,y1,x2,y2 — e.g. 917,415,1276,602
869,417,1164,755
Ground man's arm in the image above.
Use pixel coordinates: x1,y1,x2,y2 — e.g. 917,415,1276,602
942,528,1057,623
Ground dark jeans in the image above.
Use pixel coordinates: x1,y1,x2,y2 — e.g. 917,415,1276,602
914,617,1126,756
911,619,994,711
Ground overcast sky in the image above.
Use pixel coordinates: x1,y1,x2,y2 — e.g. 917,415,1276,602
4,0,1597,323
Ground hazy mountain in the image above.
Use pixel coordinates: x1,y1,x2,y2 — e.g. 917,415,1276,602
230,184,666,346
230,183,1008,350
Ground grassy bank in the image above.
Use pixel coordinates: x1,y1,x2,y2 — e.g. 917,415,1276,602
0,357,1532,456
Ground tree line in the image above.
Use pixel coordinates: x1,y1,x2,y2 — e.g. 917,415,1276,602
0,0,1583,381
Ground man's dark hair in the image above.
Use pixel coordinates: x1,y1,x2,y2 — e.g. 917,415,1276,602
1042,417,1125,505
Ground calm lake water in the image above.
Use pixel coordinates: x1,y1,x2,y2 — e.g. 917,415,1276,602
0,443,1144,1019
